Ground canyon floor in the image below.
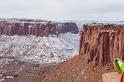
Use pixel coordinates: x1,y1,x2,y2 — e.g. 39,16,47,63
0,33,80,82
0,58,49,82
1,55,116,82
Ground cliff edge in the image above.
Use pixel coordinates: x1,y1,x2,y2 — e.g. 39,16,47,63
41,23,124,82
0,19,79,36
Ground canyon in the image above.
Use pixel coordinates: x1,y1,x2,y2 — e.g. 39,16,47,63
40,23,124,82
0,19,124,82
0,19,80,82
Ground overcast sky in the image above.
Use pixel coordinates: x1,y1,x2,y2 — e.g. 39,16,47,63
0,0,124,21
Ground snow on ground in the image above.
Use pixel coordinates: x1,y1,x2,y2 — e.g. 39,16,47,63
0,33,80,64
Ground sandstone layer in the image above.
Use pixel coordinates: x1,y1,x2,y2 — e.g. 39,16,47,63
41,23,124,82
80,24,124,65
0,20,79,36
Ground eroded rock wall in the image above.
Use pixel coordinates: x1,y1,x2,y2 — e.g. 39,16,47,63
40,23,123,82
0,21,79,36
80,24,124,65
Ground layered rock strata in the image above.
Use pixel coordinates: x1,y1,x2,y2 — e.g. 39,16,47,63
80,24,124,65
40,23,124,82
0,20,79,36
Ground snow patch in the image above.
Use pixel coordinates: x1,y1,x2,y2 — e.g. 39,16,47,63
0,33,80,64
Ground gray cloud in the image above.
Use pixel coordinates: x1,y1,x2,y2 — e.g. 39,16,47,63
0,0,124,20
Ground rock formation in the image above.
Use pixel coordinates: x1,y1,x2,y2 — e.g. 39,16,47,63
0,19,79,36
41,23,124,82
80,23,124,65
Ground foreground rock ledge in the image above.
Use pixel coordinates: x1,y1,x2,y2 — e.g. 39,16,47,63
41,23,124,82
102,72,121,82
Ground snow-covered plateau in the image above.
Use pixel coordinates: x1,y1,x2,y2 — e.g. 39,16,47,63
0,32,80,65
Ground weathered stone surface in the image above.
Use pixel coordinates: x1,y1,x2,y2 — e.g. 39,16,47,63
80,24,124,65
102,72,121,82
0,20,79,36
39,23,124,82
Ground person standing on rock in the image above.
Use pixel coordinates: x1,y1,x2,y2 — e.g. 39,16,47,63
113,58,124,82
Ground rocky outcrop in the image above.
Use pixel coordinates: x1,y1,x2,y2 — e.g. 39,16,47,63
0,20,79,36
80,23,124,65
40,23,124,82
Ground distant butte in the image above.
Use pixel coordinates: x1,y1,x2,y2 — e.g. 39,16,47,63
0,18,79,36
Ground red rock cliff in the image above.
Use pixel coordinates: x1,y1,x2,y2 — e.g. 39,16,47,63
41,23,124,82
80,24,124,65
0,20,79,36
